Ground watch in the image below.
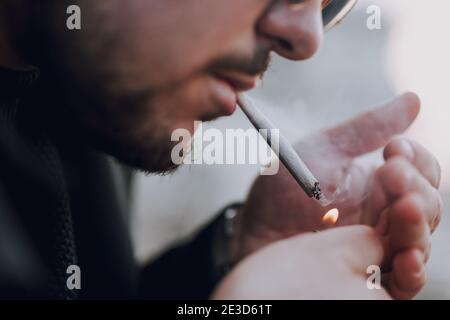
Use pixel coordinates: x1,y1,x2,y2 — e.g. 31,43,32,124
211,203,242,282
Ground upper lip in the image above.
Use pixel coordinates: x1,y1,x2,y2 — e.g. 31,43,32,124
214,70,258,92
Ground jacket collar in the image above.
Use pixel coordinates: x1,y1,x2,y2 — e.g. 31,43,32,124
0,65,40,100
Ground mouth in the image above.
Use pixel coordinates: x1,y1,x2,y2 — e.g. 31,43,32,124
210,71,258,117
215,70,259,92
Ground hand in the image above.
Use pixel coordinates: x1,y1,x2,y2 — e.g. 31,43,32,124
213,226,390,299
235,92,442,299
361,137,441,299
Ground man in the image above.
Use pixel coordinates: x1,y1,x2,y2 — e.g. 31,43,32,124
0,0,441,299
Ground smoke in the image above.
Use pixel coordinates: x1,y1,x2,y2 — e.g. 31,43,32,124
318,155,380,207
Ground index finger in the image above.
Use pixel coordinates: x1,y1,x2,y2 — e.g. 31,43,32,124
325,92,420,158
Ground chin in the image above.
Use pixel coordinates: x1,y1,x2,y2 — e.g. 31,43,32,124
113,144,182,175
86,124,182,175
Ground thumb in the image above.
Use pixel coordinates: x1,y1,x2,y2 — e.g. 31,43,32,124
323,92,420,158
316,226,384,274
304,225,384,275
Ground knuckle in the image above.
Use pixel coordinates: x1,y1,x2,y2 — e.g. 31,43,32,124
379,157,413,192
389,157,413,173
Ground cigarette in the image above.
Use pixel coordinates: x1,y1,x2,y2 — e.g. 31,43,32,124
237,94,322,201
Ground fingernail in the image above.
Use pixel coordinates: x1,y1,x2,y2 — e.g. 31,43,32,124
412,249,425,273
398,139,415,161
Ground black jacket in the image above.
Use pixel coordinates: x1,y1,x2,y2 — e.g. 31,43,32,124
0,66,220,299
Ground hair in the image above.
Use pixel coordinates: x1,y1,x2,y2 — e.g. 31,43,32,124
0,0,63,67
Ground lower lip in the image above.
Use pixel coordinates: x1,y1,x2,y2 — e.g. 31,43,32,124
212,77,238,116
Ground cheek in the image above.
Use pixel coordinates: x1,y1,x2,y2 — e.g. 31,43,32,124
117,0,268,88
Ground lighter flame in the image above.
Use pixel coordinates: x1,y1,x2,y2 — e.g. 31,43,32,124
322,208,339,226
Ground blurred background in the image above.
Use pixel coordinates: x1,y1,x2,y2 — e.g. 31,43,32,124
130,0,450,299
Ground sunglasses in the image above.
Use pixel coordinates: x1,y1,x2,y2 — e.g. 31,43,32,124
321,0,358,31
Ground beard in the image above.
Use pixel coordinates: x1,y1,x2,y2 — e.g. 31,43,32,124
20,62,184,175
93,119,183,176
65,94,185,175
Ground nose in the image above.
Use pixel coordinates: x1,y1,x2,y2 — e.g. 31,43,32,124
257,0,323,60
